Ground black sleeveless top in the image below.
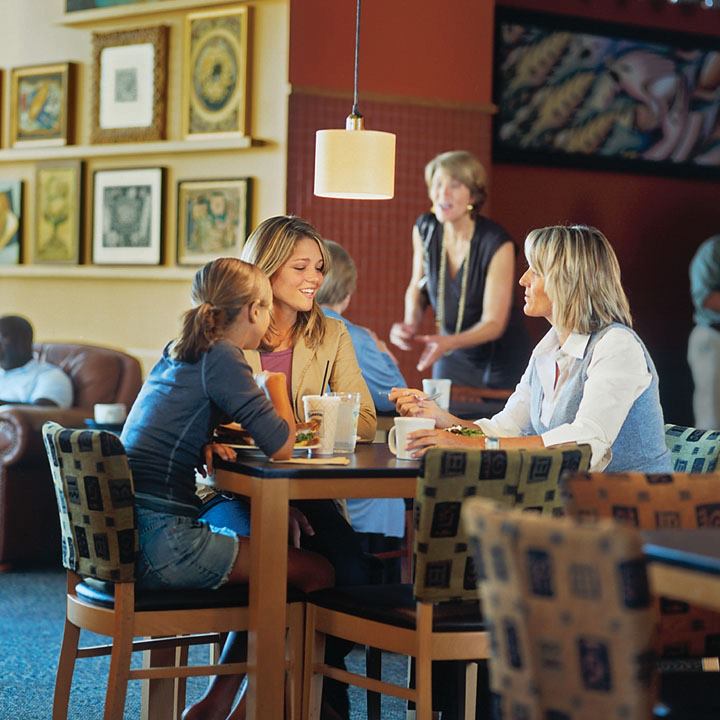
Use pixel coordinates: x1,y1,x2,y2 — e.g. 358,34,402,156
417,212,529,388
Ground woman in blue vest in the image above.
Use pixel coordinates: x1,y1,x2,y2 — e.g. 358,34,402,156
391,224,671,473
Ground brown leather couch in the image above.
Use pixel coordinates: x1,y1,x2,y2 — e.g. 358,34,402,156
0,343,143,569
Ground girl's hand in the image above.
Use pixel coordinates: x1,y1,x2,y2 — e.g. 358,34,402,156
199,442,237,477
288,507,315,548
389,387,456,428
389,322,416,351
415,334,456,372
405,428,485,457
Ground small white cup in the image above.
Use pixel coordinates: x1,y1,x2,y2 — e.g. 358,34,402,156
94,403,127,425
422,378,452,411
388,417,436,460
302,394,341,456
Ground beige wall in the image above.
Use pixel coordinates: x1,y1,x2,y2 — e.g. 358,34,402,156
0,0,289,373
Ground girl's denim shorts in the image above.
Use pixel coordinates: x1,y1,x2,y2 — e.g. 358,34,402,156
136,505,240,590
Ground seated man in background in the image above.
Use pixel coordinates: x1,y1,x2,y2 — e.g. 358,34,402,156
0,315,73,407
317,240,407,582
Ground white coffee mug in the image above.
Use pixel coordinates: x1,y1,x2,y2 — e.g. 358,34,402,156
388,417,436,460
94,403,127,425
422,378,452,411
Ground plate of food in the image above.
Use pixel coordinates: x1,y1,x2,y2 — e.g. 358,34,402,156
444,425,485,437
215,419,321,451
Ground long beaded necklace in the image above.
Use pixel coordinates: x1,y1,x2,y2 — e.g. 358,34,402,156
436,226,473,335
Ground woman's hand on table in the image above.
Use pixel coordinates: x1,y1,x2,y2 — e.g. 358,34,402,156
199,442,238,477
389,322,416,351
388,387,456,428
415,333,456,372
288,507,314,548
405,428,485,457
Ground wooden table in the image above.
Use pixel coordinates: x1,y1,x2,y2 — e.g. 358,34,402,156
201,443,420,720
643,528,720,612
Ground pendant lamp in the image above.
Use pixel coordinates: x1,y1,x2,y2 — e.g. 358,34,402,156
313,0,396,200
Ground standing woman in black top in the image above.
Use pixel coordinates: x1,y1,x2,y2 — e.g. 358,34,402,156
390,150,529,388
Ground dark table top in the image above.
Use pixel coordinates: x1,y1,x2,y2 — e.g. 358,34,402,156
215,442,421,479
642,529,720,576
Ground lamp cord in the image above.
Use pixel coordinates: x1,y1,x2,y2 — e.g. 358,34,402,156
352,0,361,116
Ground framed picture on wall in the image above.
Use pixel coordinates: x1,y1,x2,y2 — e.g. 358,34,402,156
91,26,168,144
183,6,250,139
0,181,23,265
10,63,76,147
92,167,164,265
494,8,720,178
35,161,83,264
176,178,250,265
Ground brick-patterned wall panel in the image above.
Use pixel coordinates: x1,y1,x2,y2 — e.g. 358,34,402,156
287,90,498,389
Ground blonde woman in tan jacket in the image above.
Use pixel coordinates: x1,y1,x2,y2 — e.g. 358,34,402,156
199,215,377,720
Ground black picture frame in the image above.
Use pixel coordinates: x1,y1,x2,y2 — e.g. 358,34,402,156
493,7,720,179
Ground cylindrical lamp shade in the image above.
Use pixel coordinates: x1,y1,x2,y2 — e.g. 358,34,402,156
314,129,396,199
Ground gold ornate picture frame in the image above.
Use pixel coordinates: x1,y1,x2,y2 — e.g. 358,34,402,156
176,177,250,265
183,6,250,139
0,180,23,265
91,25,168,144
10,63,76,147
35,160,84,265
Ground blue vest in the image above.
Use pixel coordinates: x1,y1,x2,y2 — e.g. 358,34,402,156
529,324,671,473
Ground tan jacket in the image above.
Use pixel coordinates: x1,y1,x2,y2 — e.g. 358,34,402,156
243,317,377,441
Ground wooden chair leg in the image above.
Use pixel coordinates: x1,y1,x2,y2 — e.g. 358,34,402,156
104,635,134,720
302,605,325,720
286,603,305,720
463,662,478,720
52,618,80,720
175,643,189,719
415,602,433,720
366,646,382,720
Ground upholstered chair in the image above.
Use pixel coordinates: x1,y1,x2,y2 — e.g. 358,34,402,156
42,421,304,720
463,497,658,720
664,424,720,473
303,443,591,720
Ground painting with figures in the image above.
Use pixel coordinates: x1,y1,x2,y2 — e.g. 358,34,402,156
0,181,22,265
494,8,720,177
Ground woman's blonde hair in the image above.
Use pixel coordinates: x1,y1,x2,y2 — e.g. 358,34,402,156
424,150,488,216
240,215,329,350
172,257,269,363
315,240,357,306
525,225,632,334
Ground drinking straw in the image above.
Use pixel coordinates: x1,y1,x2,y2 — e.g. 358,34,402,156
320,360,330,396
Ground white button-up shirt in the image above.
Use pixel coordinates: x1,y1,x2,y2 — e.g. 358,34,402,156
475,327,652,470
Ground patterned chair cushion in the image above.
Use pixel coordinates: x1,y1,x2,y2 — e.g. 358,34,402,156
43,421,137,582
413,444,591,603
563,472,720,658
664,424,720,473
462,498,657,720
516,443,591,516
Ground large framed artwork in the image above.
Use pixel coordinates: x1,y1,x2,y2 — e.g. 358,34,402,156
494,8,720,178
183,6,250,139
92,167,164,265
176,178,250,265
0,181,23,265
10,63,76,147
35,161,83,264
91,26,168,144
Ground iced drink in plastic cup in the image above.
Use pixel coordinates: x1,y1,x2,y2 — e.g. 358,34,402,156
302,394,341,456
329,392,360,453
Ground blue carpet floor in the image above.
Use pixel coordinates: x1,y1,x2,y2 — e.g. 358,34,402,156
0,568,409,719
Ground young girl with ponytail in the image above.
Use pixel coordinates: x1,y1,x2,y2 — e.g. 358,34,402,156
121,257,333,720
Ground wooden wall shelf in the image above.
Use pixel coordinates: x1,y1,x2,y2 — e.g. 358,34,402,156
59,0,245,26
0,266,197,280
0,136,258,163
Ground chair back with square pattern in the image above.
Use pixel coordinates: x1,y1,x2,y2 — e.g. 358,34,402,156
42,421,136,582
462,498,658,720
563,471,720,658
413,444,591,603
664,424,720,473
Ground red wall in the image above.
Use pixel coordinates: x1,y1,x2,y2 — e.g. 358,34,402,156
288,0,720,423
494,0,720,424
